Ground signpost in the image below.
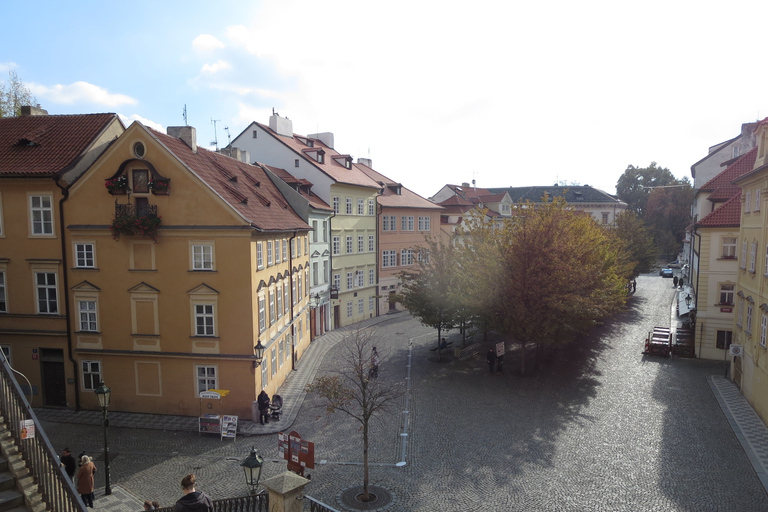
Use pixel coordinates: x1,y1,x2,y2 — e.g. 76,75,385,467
278,430,314,476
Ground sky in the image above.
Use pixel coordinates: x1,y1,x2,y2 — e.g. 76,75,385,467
3,0,768,199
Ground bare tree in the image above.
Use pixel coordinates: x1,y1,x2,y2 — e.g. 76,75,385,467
305,328,402,502
0,70,37,118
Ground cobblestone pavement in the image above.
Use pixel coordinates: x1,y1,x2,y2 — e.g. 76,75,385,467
38,274,768,511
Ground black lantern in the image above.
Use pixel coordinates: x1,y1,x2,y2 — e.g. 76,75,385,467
310,293,322,308
93,381,112,495
685,294,692,307
241,446,264,494
253,341,266,368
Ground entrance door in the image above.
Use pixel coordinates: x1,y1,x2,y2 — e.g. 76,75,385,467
334,305,340,329
389,291,397,311
40,349,66,406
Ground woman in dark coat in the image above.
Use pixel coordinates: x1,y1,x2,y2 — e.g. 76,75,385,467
257,390,270,425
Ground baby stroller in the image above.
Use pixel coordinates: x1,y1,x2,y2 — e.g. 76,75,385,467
269,394,283,421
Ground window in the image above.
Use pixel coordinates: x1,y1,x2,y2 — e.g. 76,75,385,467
261,359,268,386
195,304,215,336
35,272,58,314
346,236,353,254
368,235,375,252
284,285,290,314
719,284,735,305
358,298,364,314
275,239,281,263
346,198,353,215
269,291,275,325
253,130,258,138
267,241,273,266
382,250,397,268
746,192,751,213
347,272,354,290
747,301,754,334
296,238,301,258
401,216,414,231
357,270,364,287
30,195,53,235
334,274,341,292
358,199,365,215
291,238,296,257
333,197,340,214
369,268,375,285
383,215,396,231
283,240,288,261
259,297,266,332
716,330,733,350
323,260,329,283
722,237,736,259
276,284,283,318
756,189,761,211
295,159,299,168
298,272,303,298
0,346,11,365
368,200,375,216
279,338,285,366
196,365,217,395
257,243,264,269
601,212,609,225
192,244,213,270
762,314,768,348
750,242,757,273
313,262,319,286
765,245,768,275
418,216,431,231
82,360,101,390
346,301,353,317
742,240,748,269
78,300,98,332
312,221,318,242
401,249,414,266
75,243,95,268
304,237,308,255
738,297,744,327
369,296,375,311
0,272,5,313
292,279,296,305
358,235,364,253
271,347,277,377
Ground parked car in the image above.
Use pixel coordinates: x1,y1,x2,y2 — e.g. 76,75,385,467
668,260,683,269
659,268,674,278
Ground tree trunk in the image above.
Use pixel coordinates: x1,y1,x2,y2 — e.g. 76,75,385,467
520,340,527,376
363,422,369,500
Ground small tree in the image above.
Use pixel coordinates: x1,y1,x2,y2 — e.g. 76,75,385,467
306,328,402,502
0,70,37,118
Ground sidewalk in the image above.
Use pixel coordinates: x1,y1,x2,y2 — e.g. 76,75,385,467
34,311,409,436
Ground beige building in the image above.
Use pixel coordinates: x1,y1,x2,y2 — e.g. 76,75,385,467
65,122,311,418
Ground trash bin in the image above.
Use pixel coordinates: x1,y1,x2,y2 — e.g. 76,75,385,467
251,401,260,423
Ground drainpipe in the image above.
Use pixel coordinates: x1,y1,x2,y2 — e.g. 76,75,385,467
375,201,381,318
289,231,297,370
693,226,702,358
54,177,80,411
327,210,336,330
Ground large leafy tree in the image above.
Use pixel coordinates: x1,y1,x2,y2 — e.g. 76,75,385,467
643,181,693,258
612,210,658,276
616,162,678,217
0,70,37,118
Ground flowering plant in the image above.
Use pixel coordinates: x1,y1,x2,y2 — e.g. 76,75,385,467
110,214,162,242
105,175,128,193
149,178,170,193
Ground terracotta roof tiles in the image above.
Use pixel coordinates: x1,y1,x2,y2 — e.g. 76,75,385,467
697,193,742,228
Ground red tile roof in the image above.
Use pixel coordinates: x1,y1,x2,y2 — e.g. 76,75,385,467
259,163,332,212
0,114,119,176
697,192,742,228
699,147,757,197
356,162,442,210
146,127,310,232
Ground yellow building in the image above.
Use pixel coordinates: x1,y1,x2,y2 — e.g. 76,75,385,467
66,122,311,418
0,109,124,408
733,118,768,424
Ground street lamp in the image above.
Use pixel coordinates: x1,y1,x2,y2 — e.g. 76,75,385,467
253,341,265,368
310,293,322,308
93,381,112,495
241,446,264,494
685,294,692,308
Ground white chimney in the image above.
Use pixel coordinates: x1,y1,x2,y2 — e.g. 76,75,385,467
269,114,293,137
308,132,334,149
357,158,372,168
167,126,197,153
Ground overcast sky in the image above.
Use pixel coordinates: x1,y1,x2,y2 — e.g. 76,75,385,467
3,0,768,198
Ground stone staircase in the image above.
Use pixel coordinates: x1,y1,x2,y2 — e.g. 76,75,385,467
0,422,46,512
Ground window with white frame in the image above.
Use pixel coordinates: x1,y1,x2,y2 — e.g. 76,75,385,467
192,244,213,270
401,249,414,266
269,291,275,325
313,262,319,286
279,338,285,366
261,359,268,386
271,347,277,377
762,313,768,348
267,241,273,266
298,272,303,298
756,189,761,211
368,235,375,252
323,220,328,241
418,216,431,231
358,199,365,215
35,272,58,314
357,270,364,287
291,238,296,257
276,284,283,318
358,298,364,314
719,284,735,305
334,273,341,292
333,236,340,255
75,243,96,268
746,191,751,213
346,301,353,317
346,198,353,215
601,212,609,225
304,236,307,255
369,268,375,285
292,279,296,304
296,238,301,258
401,216,414,231
346,236,353,254
82,360,102,390
259,297,266,332
750,242,757,273
196,365,217,395
257,243,264,269
312,221,318,242
368,200,375,216
275,239,281,263
716,330,733,350
284,285,289,314
382,250,397,268
283,240,288,262
747,300,754,334
738,297,744,327
323,260,329,283
347,272,354,290
369,296,375,311
501,203,511,215
194,304,215,336
0,272,6,313
30,195,54,235
722,237,737,259
358,235,364,253
333,197,340,214
742,240,748,269
78,300,98,332
383,215,396,231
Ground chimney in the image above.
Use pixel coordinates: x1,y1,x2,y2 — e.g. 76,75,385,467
219,147,251,163
357,157,372,168
461,182,470,188
167,126,197,153
20,105,48,116
269,114,293,138
308,132,334,149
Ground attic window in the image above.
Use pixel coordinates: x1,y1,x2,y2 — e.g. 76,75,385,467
133,141,146,159
252,130,258,138
15,138,36,147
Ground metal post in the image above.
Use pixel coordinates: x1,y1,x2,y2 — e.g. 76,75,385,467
102,406,111,495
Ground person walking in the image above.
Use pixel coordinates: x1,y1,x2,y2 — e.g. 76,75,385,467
257,390,270,425
486,347,496,375
673,276,678,288
60,447,76,479
175,473,213,512
76,455,96,508
369,347,380,379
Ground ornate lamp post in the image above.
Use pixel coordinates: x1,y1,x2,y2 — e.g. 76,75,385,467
685,294,692,308
93,381,112,495
241,446,264,494
253,341,266,368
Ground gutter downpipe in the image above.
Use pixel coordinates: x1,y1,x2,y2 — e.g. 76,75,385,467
289,231,297,371
54,177,80,411
694,224,702,358
327,210,336,331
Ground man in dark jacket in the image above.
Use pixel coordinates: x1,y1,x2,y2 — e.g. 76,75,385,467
257,390,270,425
175,474,213,512
60,447,76,479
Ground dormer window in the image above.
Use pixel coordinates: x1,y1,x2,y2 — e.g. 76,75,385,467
296,136,314,147
333,155,353,169
303,148,325,164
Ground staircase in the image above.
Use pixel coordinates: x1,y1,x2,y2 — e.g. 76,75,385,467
0,422,45,512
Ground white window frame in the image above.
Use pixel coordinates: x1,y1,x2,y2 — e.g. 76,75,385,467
35,271,58,314
194,304,215,336
358,235,364,253
261,359,268,386
368,235,375,252
742,240,748,269
761,313,767,348
271,347,277,377
750,242,757,273
383,215,395,231
368,200,375,216
401,216,414,231
258,297,266,332
275,239,281,263
756,189,761,211
191,243,214,271
358,198,365,215
358,298,364,314
346,301,353,318
747,301,754,334
29,194,54,236
267,241,273,266
369,296,375,311
418,216,431,231
746,191,751,213
357,270,364,288
346,198,353,215
722,237,737,259
369,268,375,285
269,290,276,325
719,284,735,305
334,274,341,292
312,221,318,242
333,197,340,214
257,243,264,269
347,272,354,290
82,360,102,391
346,236,353,254
196,365,217,396
283,240,288,262
75,242,96,268
333,236,340,256
78,300,98,332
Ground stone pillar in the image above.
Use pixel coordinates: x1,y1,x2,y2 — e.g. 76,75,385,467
262,472,310,512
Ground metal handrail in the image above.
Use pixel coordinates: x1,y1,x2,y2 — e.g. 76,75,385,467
0,356,86,511
152,491,269,511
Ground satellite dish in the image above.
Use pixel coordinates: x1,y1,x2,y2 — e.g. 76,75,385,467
730,345,743,357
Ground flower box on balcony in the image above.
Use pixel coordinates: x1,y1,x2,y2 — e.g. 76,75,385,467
105,175,129,195
149,178,170,195
110,214,162,242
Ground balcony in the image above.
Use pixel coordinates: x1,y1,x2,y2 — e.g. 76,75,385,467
110,203,161,242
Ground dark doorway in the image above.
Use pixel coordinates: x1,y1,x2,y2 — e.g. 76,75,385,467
389,291,397,311
40,349,66,406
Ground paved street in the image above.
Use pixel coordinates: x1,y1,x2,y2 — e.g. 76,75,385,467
40,273,768,511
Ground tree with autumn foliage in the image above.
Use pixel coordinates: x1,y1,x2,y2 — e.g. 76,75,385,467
305,328,402,503
643,181,693,257
612,210,657,277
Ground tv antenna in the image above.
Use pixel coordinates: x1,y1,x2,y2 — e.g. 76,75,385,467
211,118,221,150
183,104,188,126
224,126,231,147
